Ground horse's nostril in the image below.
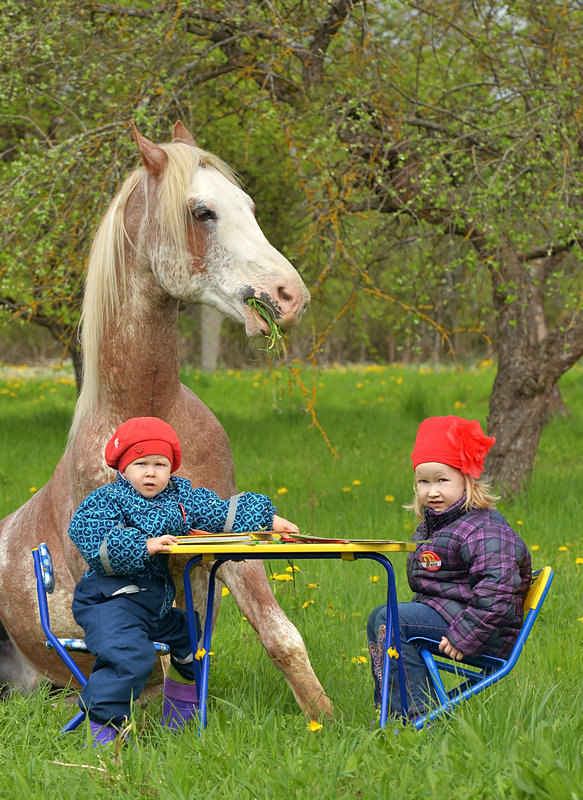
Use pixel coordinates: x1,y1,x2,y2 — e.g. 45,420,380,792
278,288,292,303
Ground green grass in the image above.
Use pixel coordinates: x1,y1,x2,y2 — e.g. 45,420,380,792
0,361,582,799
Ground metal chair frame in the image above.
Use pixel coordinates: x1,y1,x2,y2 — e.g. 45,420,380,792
32,543,172,733
407,566,553,730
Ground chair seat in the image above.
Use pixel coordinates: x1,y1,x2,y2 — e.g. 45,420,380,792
406,635,506,673
47,638,171,655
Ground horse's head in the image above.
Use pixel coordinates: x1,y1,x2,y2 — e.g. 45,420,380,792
130,121,310,336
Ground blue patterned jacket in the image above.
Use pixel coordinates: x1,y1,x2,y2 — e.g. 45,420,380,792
68,474,276,617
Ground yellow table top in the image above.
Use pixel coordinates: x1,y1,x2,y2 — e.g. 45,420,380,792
169,538,415,560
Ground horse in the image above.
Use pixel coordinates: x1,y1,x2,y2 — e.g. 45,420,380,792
0,121,332,721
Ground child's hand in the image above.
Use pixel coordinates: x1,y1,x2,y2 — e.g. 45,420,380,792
439,636,464,661
147,535,179,555
272,514,299,535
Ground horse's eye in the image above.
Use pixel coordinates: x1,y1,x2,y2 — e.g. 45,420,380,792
191,206,216,222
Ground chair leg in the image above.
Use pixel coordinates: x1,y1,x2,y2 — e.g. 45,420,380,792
419,647,449,705
59,709,86,734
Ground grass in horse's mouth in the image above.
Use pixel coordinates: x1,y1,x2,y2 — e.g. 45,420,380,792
246,297,288,359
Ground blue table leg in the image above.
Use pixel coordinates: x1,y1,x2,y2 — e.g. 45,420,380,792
358,553,408,727
182,550,407,732
183,556,220,732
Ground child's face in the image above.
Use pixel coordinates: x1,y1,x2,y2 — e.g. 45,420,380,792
123,454,172,498
414,462,466,512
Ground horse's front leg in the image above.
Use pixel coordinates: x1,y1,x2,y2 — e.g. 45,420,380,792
217,559,333,721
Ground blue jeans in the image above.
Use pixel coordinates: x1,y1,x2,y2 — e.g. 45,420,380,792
367,601,449,718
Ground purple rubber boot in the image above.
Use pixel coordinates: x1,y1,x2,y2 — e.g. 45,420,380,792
162,677,199,730
88,720,119,748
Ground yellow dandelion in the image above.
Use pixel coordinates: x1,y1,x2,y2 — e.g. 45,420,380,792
559,546,568,552
454,400,466,409
351,656,367,664
396,376,403,385
578,618,583,624
384,495,395,502
272,573,293,581
370,575,379,583
277,487,288,495
307,583,320,589
221,586,230,597
307,720,323,732
575,558,583,565
531,545,540,551
302,600,314,609
516,520,523,526
29,487,37,493
352,480,362,486
285,565,300,573
342,487,352,493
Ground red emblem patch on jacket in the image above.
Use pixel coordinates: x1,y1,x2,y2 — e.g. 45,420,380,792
420,550,442,571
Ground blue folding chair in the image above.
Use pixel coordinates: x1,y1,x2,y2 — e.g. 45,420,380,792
32,543,172,734
406,566,553,729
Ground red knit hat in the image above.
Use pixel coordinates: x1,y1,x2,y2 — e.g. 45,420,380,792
105,417,182,474
411,415,495,479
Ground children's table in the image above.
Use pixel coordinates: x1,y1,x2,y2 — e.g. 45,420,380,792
169,537,415,730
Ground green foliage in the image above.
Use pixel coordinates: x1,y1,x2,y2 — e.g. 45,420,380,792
4,0,583,367
0,363,582,797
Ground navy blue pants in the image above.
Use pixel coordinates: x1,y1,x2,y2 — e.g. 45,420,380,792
73,573,201,726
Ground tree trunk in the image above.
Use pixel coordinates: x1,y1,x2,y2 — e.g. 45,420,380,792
70,342,83,395
200,304,223,373
483,242,583,496
485,358,553,496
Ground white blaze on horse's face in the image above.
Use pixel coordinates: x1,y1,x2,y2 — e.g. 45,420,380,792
151,159,310,337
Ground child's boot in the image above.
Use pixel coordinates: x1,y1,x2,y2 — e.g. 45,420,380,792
88,720,119,748
162,671,199,731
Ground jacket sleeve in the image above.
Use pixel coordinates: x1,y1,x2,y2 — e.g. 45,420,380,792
446,523,531,655
68,489,149,576
182,487,276,533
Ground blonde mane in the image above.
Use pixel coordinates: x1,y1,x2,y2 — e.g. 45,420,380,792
70,142,239,438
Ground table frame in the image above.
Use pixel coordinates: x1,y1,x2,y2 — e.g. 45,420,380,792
173,541,412,731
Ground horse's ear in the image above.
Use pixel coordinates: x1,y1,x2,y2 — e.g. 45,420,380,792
172,120,198,147
130,120,168,177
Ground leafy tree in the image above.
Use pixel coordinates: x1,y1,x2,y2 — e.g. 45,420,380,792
1,0,583,495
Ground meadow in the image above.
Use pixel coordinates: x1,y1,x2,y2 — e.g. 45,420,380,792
0,361,581,799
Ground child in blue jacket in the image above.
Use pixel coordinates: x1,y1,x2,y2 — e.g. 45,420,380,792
69,416,297,746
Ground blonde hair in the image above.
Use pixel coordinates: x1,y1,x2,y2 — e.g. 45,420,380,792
409,473,499,520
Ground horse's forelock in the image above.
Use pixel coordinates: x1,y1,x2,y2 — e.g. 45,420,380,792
157,143,240,252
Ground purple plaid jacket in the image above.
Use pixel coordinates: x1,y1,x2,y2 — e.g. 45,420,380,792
407,498,532,658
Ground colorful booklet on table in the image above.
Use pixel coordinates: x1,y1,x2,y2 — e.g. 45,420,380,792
172,530,409,546
281,533,409,545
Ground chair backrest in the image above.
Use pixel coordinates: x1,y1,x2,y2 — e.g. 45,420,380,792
523,566,553,615
37,542,56,593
